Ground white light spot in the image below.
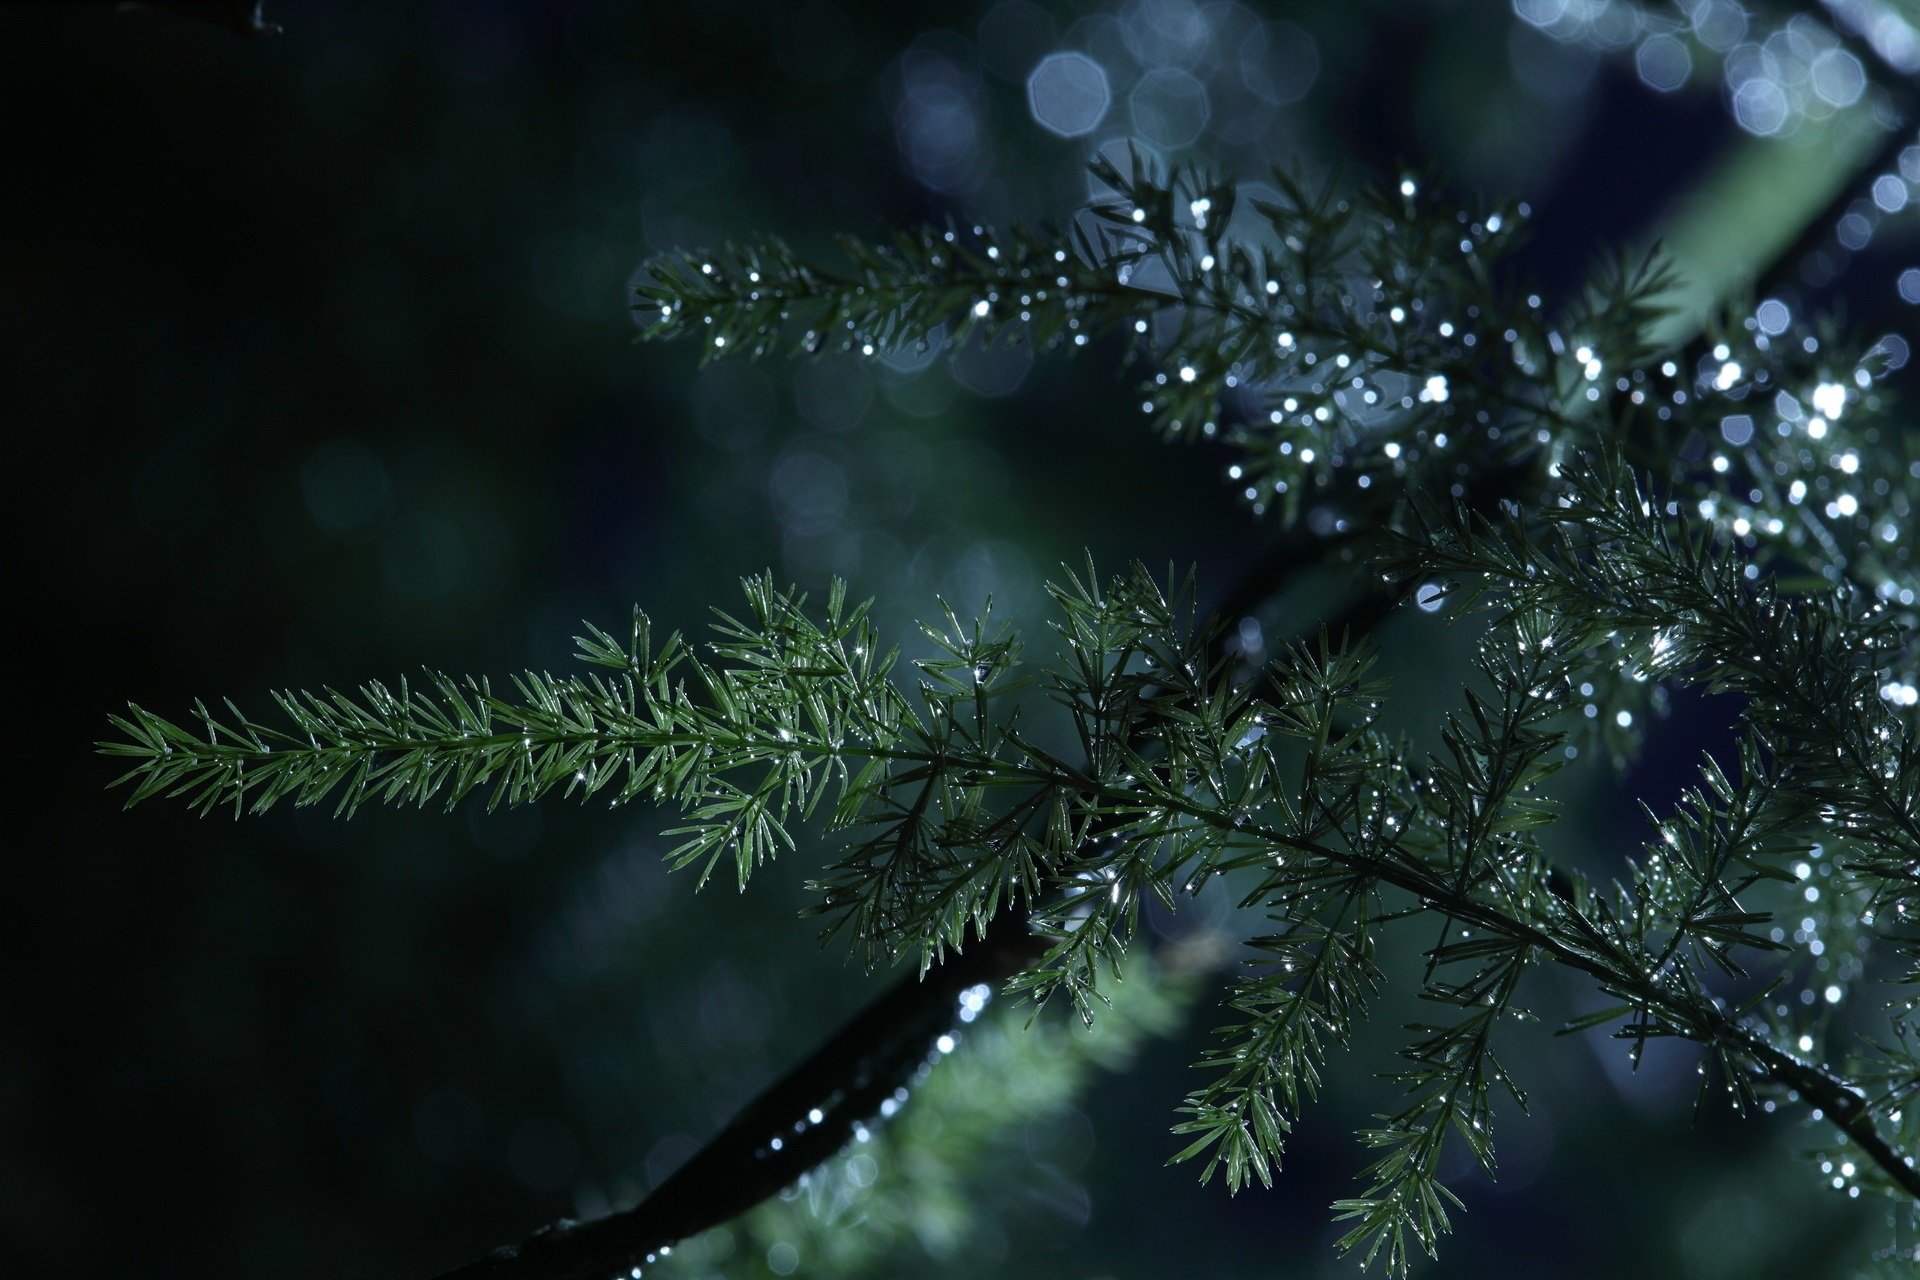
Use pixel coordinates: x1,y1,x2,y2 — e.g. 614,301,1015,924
1812,382,1846,419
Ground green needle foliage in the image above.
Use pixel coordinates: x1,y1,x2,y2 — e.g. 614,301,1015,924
107,149,1920,1274
635,150,1675,526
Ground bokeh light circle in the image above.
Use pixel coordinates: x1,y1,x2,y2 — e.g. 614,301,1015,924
1129,67,1210,149
1635,34,1691,93
1027,51,1111,137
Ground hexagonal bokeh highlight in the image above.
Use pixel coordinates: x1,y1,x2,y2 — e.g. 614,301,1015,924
1729,76,1788,136
1634,34,1690,93
1130,67,1209,150
1026,51,1110,138
1808,47,1865,108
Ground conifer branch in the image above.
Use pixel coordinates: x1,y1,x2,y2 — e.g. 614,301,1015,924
109,145,1920,1273
105,488,1920,1265
635,149,1679,523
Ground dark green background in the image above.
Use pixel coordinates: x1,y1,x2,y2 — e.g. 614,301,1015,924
6,2,1913,1276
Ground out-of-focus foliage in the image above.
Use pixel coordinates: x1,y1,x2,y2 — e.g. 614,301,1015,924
655,949,1196,1280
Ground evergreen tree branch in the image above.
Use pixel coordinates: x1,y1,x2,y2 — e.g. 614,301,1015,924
1398,449,1920,872
110,137,1920,1274
105,500,1920,1265
635,151,1678,524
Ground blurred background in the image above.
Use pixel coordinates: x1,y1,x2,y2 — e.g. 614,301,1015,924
5,1,1917,1276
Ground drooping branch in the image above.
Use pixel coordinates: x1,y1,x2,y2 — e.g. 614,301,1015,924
432,925,1047,1280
